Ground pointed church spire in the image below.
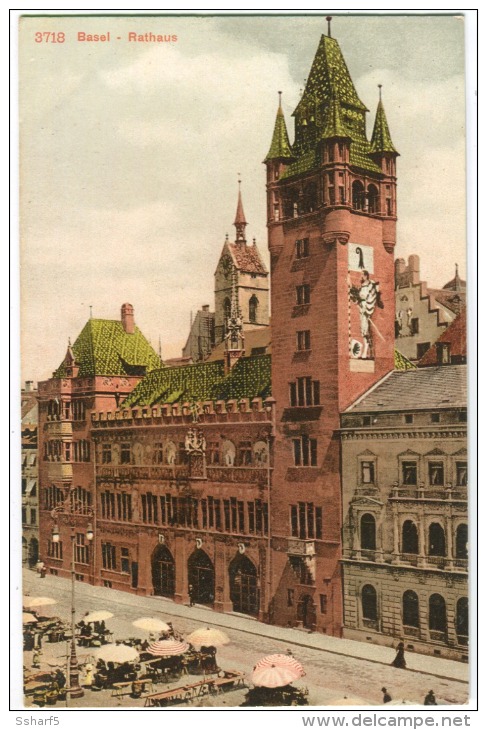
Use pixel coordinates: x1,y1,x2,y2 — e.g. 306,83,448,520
234,177,247,243
370,87,398,154
264,92,294,162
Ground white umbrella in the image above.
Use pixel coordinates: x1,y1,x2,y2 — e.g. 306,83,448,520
22,612,37,624
186,627,230,648
132,617,170,633
147,639,189,656
23,596,57,609
96,644,139,664
83,610,114,623
252,654,305,688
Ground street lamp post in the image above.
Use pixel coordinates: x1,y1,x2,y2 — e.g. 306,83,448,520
52,516,93,699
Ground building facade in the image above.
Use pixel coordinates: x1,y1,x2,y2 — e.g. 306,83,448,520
340,365,468,660
263,28,397,634
22,381,39,566
395,255,466,362
37,305,161,582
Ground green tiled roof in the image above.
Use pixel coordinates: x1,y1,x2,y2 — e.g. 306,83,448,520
322,92,351,140
279,34,382,179
264,105,294,162
394,349,416,371
370,100,398,154
53,319,162,378
122,355,272,407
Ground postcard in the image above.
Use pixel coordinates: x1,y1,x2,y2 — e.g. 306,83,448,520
16,10,474,718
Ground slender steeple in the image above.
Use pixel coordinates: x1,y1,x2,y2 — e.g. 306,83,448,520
264,92,294,162
370,86,398,155
234,177,247,243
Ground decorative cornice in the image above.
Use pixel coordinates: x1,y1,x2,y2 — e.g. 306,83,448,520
341,429,467,441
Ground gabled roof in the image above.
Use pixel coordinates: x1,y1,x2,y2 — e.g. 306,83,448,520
370,100,398,155
53,319,162,378
345,364,467,413
226,241,268,276
122,354,271,407
418,309,467,367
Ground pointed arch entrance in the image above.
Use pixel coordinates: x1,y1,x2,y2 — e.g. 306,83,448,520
188,549,215,606
151,544,175,598
229,554,259,616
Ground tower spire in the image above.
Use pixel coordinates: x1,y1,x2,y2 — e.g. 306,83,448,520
264,92,294,163
234,176,247,243
370,86,398,155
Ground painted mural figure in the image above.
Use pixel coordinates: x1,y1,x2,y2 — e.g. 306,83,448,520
349,270,383,359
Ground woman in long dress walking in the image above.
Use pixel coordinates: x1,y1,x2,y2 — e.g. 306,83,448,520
391,641,406,668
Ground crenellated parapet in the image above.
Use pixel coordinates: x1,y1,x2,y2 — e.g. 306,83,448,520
91,396,276,429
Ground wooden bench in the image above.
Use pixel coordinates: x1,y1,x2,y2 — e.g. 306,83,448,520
143,672,246,707
211,671,246,693
111,681,132,698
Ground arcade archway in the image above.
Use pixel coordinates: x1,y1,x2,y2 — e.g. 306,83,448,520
188,549,215,606
151,544,175,598
229,554,259,616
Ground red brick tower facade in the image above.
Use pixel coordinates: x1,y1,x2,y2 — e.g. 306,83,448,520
265,30,398,634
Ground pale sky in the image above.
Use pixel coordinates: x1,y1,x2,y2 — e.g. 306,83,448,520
19,13,468,382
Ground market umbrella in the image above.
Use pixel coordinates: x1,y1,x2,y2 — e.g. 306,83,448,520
132,617,170,633
186,627,230,648
252,654,305,688
23,596,57,609
96,644,139,664
147,639,189,657
22,612,37,624
83,610,114,623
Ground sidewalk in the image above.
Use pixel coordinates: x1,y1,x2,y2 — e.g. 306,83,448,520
22,569,469,685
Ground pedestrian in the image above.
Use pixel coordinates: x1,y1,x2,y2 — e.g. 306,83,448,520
40,565,47,579
188,584,195,607
424,690,437,706
381,687,392,703
83,663,94,688
32,649,41,669
391,640,406,668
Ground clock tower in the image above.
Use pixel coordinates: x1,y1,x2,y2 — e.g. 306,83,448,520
214,182,270,344
265,25,397,633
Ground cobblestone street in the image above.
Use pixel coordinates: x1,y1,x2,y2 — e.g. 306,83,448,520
17,570,470,710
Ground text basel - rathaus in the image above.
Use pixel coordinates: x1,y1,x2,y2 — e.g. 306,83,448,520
37,23,468,661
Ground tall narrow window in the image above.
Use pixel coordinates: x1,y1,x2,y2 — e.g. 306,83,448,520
362,585,378,621
296,284,311,305
455,524,468,559
429,594,447,633
360,514,376,551
402,590,420,628
249,295,258,324
428,461,444,486
296,330,311,351
428,523,446,556
402,461,418,485
361,461,375,484
402,520,419,554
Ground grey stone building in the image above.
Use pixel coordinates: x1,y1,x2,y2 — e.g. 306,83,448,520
340,365,468,661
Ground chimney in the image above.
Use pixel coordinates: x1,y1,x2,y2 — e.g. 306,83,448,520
202,305,210,312
24,380,33,392
121,303,135,334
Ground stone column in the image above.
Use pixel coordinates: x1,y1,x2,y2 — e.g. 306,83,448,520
174,533,189,605
214,537,233,613
445,507,454,570
391,505,400,564
418,509,427,568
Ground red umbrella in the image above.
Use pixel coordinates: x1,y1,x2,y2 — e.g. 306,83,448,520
147,639,189,657
252,654,305,688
